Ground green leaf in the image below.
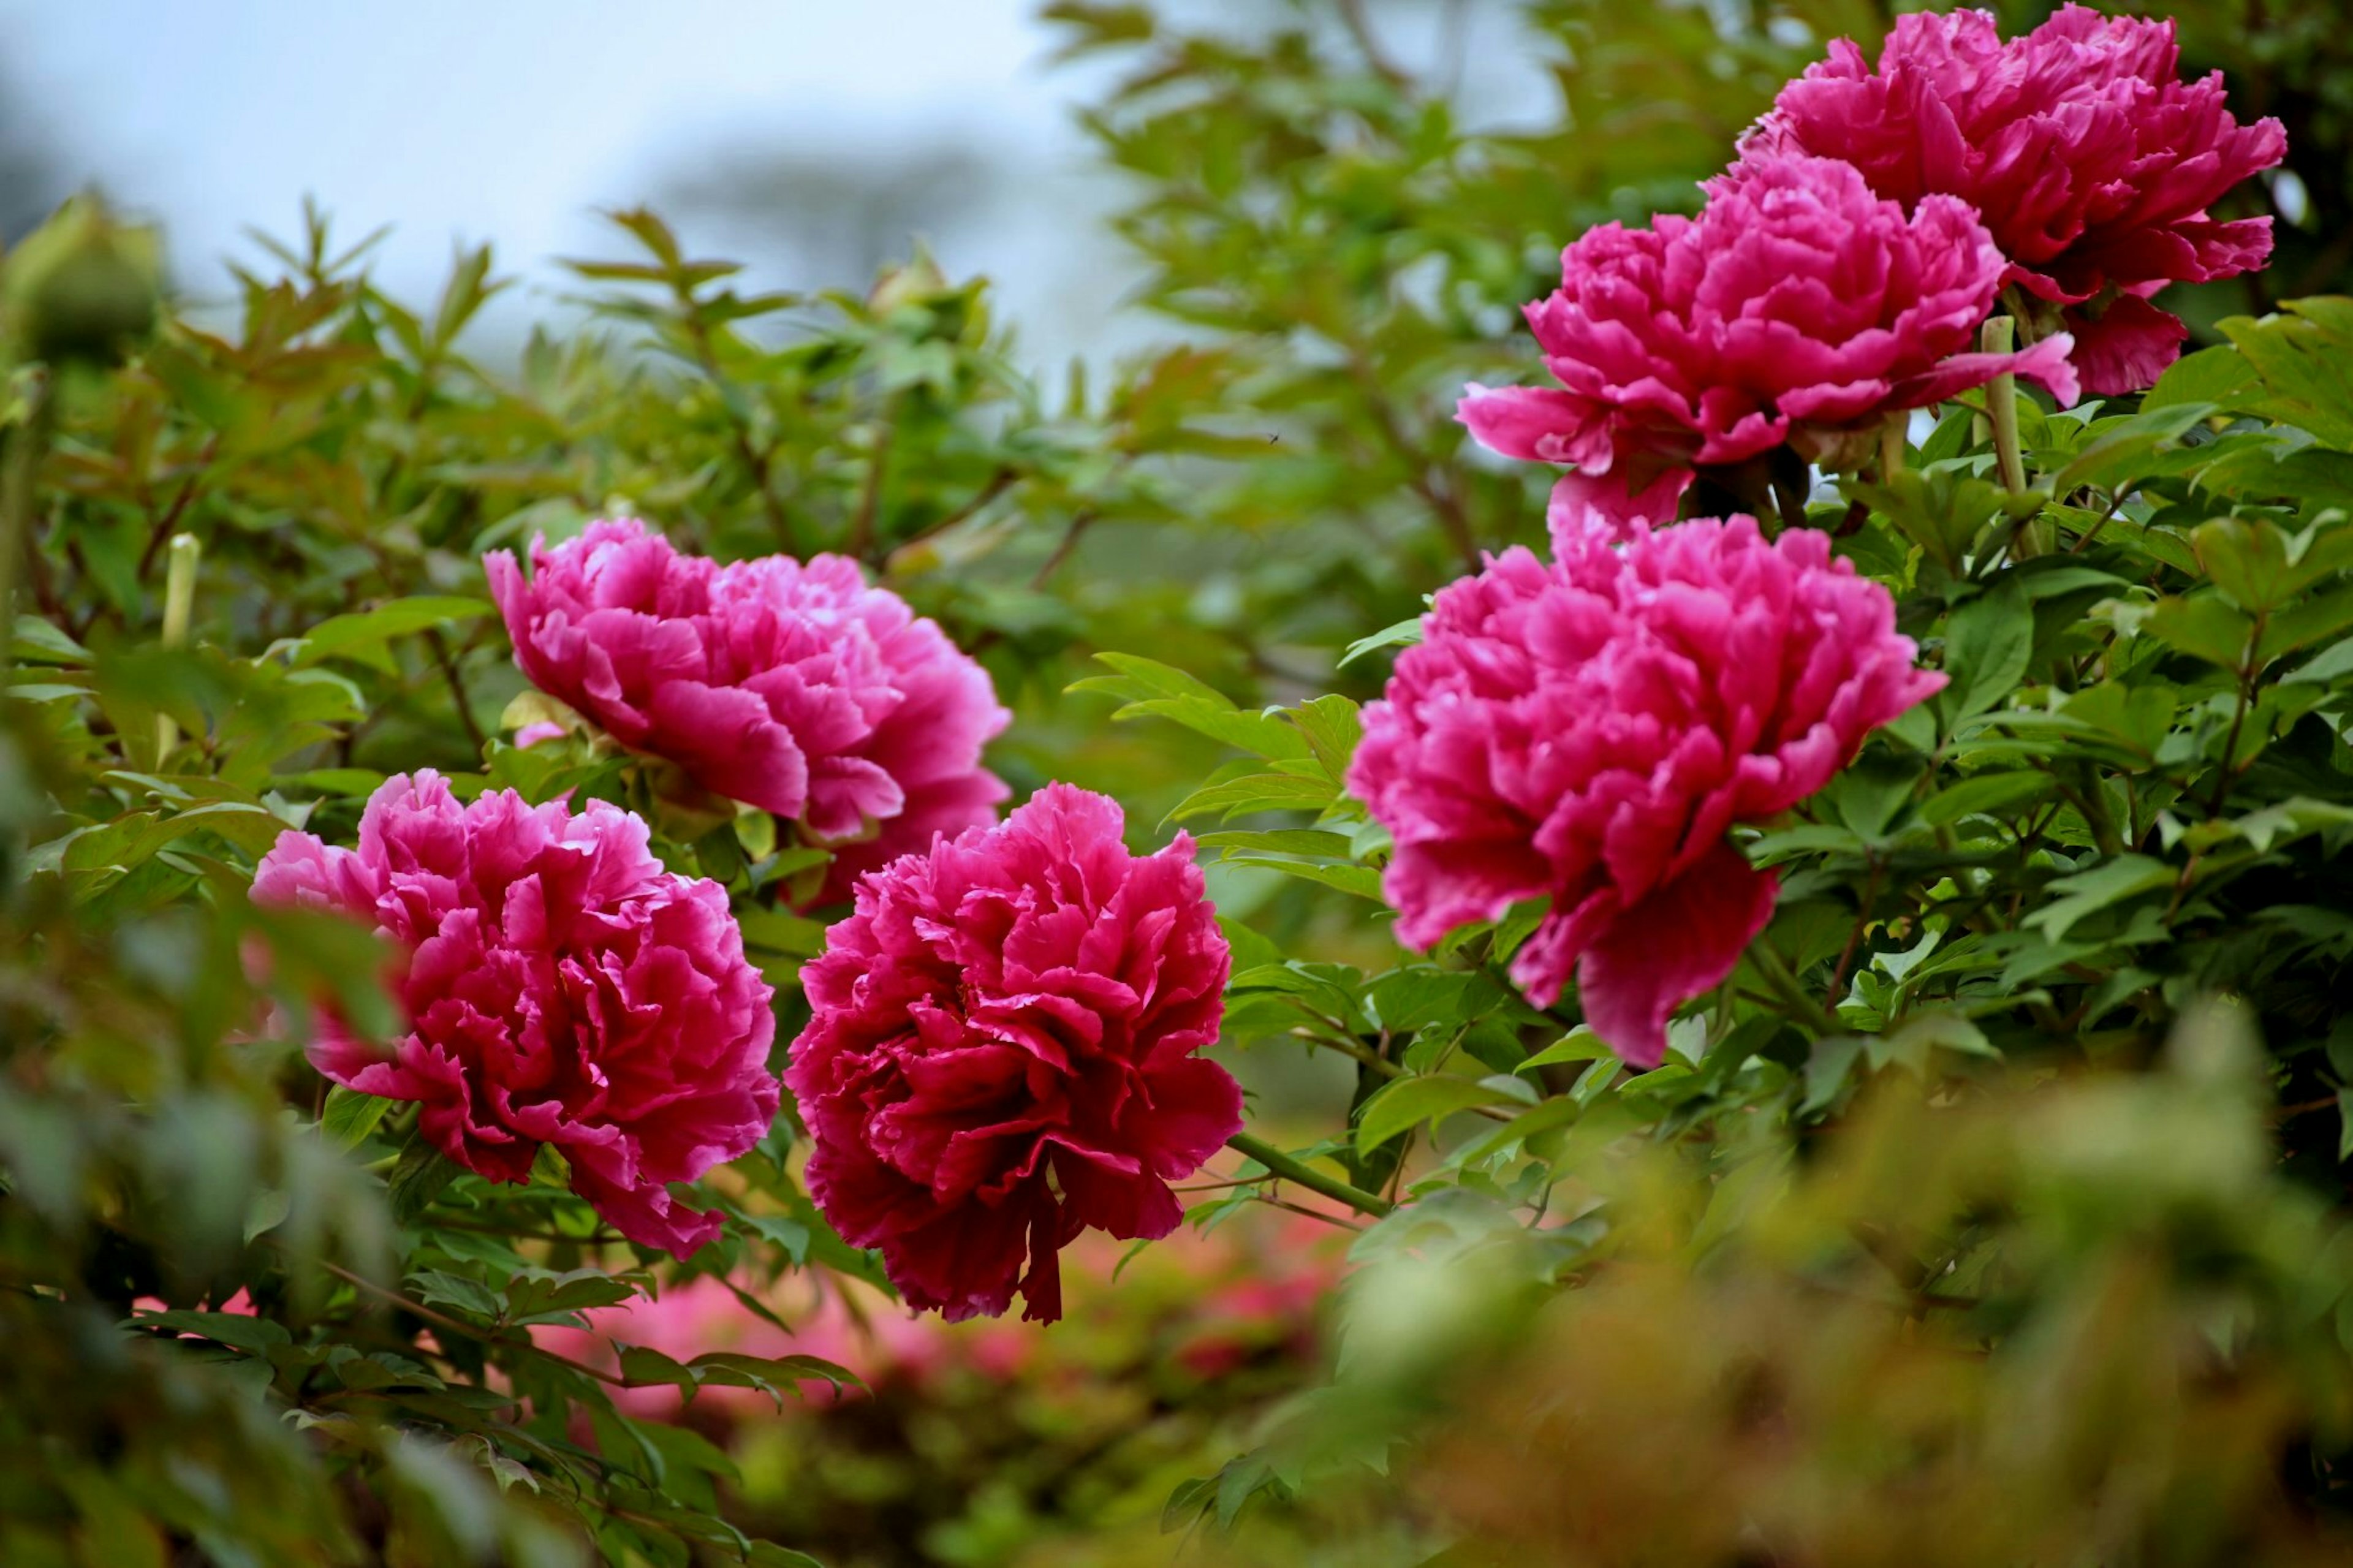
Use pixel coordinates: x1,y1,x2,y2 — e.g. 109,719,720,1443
1067,651,1237,706
615,1344,699,1390
1222,857,1384,900
127,1308,294,1356
1800,1036,1866,1115
12,613,89,665
320,1086,393,1151
1941,578,2034,727
1165,771,1338,824
1287,693,1363,782
291,596,493,670
2143,343,2256,411
745,1545,827,1568
1109,695,1311,759
2259,583,2353,664
1516,1029,1615,1074
2050,403,2215,496
1920,770,2054,826
2061,682,2177,758
504,1268,643,1325
409,1268,502,1320
688,1350,862,1398
1354,1075,1514,1153
1339,615,1422,667
1196,828,1355,858
387,1136,467,1224
2146,594,2254,669
2025,855,2173,943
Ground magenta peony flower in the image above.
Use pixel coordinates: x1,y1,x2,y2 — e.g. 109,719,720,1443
786,783,1241,1324
1348,518,1944,1068
1749,5,2285,395
486,520,1009,888
252,771,779,1256
1460,153,2078,540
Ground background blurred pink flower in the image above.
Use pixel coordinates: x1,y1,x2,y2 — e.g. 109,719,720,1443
252,771,779,1255
787,784,1240,1324
1349,518,1943,1067
1749,4,2284,395
487,520,1008,893
536,1274,945,1417
1460,154,2076,538
534,1203,1346,1422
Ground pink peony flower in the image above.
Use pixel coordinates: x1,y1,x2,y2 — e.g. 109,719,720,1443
486,520,1009,892
1460,153,2078,541
1348,518,1944,1067
1748,5,2285,395
252,771,779,1256
786,784,1241,1324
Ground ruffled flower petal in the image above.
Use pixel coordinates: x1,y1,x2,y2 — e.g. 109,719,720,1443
252,771,779,1256
1349,519,1944,1065
786,785,1241,1322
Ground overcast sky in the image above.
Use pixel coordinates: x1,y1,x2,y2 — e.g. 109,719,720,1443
0,0,1133,362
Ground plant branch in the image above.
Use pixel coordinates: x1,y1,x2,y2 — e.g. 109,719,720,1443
1289,1022,1403,1079
1335,0,1410,88
1825,854,1885,1001
1346,350,1480,572
1030,507,1097,590
1225,1132,1395,1218
678,305,790,548
422,626,488,757
846,393,900,562
317,1258,633,1389
137,434,220,581
1749,943,1844,1037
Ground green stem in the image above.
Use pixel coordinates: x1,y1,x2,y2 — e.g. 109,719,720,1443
1225,1132,1395,1219
153,531,200,763
1748,943,1843,1038
1980,316,2055,561
1878,419,1905,481
0,370,53,678
1981,316,2029,496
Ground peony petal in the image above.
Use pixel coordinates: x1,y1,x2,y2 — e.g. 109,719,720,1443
784,784,1239,1322
2062,294,2189,397
1458,383,1602,464
252,770,780,1260
1575,840,1779,1069
1547,468,1691,550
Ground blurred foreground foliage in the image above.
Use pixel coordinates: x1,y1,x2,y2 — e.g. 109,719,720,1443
3,1,2353,1566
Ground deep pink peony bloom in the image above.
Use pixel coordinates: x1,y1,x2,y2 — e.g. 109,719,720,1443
1461,154,2078,539
252,771,779,1255
786,784,1241,1324
1749,5,2285,395
487,520,1009,892
1348,518,1944,1067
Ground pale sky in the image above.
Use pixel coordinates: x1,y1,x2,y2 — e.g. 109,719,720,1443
0,0,1131,362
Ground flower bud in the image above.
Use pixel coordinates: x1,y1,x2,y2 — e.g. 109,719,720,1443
4,194,163,369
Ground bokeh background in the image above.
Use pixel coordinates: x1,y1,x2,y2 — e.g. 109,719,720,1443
0,1,1548,373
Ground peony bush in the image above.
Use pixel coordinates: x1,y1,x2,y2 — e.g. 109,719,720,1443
6,4,2353,1566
